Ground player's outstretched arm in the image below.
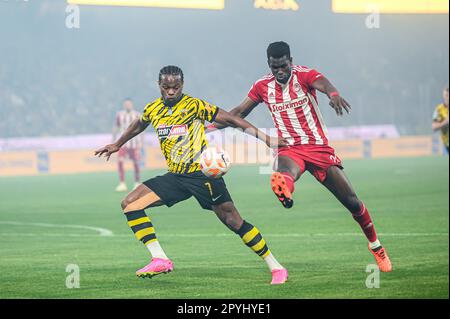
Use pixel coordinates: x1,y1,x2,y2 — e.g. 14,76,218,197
214,108,288,148
207,98,259,131
312,77,351,117
95,118,149,161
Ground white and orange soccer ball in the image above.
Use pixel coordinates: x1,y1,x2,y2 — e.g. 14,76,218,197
199,146,232,178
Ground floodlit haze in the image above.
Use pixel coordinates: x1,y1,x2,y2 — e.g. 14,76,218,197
0,0,448,137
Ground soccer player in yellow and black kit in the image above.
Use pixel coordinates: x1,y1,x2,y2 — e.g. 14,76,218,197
432,87,449,153
95,66,289,285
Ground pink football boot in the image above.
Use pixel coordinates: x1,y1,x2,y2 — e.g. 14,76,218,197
271,268,289,285
136,258,174,278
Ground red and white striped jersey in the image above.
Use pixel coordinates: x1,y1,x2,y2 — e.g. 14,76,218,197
248,65,328,146
115,110,143,149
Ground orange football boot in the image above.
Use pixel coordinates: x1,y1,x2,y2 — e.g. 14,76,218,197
368,245,393,272
271,172,294,209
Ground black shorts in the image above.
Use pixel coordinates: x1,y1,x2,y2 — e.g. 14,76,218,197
143,171,233,211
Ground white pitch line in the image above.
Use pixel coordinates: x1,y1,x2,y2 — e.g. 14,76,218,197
0,221,113,236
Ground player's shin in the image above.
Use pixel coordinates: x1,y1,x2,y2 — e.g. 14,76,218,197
235,220,283,271
124,209,168,259
352,202,380,249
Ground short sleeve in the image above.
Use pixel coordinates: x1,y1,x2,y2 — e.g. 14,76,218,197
197,99,219,122
248,82,263,103
304,69,324,88
141,104,153,123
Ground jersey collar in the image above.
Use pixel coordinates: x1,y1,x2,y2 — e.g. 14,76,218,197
275,72,293,87
163,94,186,108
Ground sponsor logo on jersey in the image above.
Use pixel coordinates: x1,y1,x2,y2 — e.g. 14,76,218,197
269,96,309,113
157,124,188,139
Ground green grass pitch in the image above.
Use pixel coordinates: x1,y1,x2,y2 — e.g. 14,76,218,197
0,156,448,298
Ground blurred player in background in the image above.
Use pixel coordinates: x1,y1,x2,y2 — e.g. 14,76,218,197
432,87,449,153
210,41,392,272
96,66,290,285
113,98,144,192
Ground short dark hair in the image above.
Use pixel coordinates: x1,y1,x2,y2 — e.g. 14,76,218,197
159,65,184,82
123,97,133,102
267,41,291,60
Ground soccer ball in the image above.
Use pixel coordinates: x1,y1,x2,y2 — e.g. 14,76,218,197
200,146,231,178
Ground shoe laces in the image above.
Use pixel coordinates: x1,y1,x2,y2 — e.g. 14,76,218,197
375,248,386,260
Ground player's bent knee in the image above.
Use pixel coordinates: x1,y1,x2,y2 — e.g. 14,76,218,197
275,157,301,179
217,201,235,213
213,202,243,231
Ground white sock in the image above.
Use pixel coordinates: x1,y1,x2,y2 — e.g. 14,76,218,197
146,240,169,259
369,239,381,250
263,253,284,271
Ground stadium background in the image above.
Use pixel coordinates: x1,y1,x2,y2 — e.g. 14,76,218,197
0,0,448,300
1,0,449,138
0,0,449,176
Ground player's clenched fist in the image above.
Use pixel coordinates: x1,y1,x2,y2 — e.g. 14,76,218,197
95,143,121,161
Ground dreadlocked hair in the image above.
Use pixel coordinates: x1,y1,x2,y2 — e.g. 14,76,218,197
159,65,184,82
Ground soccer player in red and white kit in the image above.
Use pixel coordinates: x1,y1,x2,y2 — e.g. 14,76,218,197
113,98,144,192
210,41,392,272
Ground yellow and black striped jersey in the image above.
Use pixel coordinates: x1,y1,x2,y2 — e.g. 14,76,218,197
433,103,449,147
141,95,219,174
